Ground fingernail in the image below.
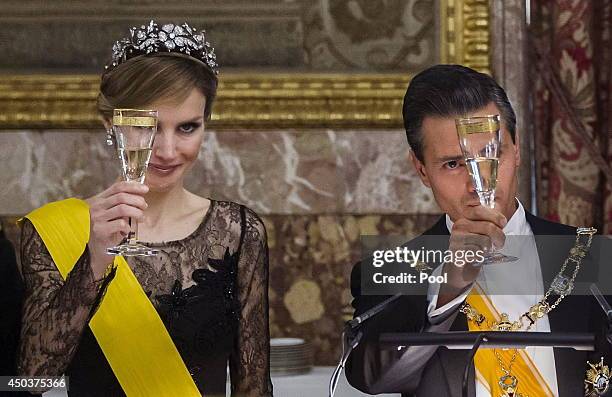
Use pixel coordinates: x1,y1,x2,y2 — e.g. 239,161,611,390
502,217,508,227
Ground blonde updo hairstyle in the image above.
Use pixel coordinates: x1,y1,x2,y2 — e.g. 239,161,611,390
97,53,218,123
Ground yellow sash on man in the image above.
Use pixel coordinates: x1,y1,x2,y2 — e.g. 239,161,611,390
466,284,553,396
25,198,201,397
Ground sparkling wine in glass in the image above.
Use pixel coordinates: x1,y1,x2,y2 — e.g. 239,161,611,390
465,157,499,208
456,115,518,264
107,109,159,257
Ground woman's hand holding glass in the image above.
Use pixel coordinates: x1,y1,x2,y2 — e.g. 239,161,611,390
85,181,149,279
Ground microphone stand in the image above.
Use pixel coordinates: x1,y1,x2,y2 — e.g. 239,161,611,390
328,294,402,397
462,333,486,397
328,322,363,397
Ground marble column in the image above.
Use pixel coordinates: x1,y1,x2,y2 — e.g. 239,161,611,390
491,0,533,211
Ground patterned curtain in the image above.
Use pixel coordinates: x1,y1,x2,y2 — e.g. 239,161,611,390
530,0,611,233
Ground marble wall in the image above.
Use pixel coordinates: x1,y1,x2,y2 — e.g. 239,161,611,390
0,129,437,215
0,128,441,364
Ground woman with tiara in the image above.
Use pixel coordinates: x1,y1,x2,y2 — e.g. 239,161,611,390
17,21,272,396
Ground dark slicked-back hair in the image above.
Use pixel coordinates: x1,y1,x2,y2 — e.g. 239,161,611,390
403,64,516,162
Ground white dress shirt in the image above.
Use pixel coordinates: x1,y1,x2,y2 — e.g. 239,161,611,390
427,201,559,396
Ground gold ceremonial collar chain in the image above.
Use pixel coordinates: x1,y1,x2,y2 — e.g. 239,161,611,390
459,227,599,397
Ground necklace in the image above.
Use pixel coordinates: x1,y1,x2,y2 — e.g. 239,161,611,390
460,227,597,397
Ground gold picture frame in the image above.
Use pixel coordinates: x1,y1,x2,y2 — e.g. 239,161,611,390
0,0,490,130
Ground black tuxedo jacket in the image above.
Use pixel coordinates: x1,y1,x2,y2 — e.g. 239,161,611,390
346,212,610,397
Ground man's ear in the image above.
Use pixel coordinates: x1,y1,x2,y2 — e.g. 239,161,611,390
409,150,431,188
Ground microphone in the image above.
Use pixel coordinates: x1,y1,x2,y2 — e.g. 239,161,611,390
329,293,403,397
346,294,402,329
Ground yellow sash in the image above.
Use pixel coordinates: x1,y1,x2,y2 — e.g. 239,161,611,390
24,198,201,397
466,285,553,396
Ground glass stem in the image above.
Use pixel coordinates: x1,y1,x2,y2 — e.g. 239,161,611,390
478,190,496,209
127,217,138,244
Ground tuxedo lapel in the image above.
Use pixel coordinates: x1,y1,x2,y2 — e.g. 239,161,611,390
423,215,449,237
525,212,585,397
525,211,576,286
547,297,588,397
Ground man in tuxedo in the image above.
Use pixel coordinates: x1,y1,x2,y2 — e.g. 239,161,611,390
345,64,609,397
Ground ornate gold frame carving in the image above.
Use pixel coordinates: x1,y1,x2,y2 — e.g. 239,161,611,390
0,1,490,130
440,0,491,74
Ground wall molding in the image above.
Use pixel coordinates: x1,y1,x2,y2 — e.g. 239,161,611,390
0,74,413,129
0,0,491,130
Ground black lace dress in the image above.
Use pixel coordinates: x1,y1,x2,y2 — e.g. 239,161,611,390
17,200,272,396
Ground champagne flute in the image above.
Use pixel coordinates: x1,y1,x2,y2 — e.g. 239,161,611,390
107,109,159,257
455,114,518,264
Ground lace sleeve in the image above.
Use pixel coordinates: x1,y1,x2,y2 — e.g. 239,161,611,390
17,219,114,379
229,208,273,396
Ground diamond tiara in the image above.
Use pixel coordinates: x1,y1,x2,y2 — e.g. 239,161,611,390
105,20,219,75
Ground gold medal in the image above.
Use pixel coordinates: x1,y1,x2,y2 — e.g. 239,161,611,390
499,388,527,397
492,313,521,332
585,357,610,396
498,375,528,397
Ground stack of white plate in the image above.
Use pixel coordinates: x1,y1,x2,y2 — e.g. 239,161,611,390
270,338,313,376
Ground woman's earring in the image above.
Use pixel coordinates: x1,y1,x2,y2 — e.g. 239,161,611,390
106,128,114,146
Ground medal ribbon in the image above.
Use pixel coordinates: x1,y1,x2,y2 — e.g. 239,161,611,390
24,198,201,397
466,284,554,396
